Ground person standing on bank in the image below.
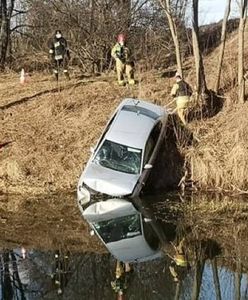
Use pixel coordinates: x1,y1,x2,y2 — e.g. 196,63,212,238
49,30,70,81
111,34,135,86
170,72,193,125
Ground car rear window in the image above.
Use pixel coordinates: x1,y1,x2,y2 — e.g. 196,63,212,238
122,105,159,120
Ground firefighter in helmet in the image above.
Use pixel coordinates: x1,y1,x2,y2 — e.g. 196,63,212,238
49,30,70,81
170,72,193,125
111,34,135,86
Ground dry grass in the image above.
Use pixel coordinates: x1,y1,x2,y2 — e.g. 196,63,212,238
153,193,248,260
1,25,248,194
186,103,248,191
0,71,172,194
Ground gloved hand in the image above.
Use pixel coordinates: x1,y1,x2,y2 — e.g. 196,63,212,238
116,53,124,61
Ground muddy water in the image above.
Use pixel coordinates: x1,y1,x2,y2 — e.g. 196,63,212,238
0,193,247,300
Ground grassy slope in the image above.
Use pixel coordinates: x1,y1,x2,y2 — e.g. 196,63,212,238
0,26,248,194
0,72,173,194
186,28,248,192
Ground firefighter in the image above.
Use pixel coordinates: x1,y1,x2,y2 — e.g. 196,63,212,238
168,238,189,283
111,34,135,86
52,250,70,295
111,261,132,298
49,30,70,81
170,72,193,125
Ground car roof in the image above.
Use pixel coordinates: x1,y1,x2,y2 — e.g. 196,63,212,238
105,98,165,149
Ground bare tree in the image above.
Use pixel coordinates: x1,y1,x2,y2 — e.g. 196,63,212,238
215,0,232,92
0,0,15,69
191,0,208,98
238,0,248,103
158,0,184,77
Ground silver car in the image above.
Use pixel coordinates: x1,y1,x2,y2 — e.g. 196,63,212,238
82,198,162,263
77,98,168,207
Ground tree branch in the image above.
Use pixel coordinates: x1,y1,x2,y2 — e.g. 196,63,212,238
11,24,36,32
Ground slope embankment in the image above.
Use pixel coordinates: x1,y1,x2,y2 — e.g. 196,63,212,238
0,25,248,195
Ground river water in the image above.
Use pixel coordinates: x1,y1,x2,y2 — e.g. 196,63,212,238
0,192,247,300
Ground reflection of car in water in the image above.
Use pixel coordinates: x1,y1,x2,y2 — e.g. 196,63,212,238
83,198,162,263
77,98,168,207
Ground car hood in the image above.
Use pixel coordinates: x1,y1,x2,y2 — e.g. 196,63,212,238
83,163,140,196
83,198,138,223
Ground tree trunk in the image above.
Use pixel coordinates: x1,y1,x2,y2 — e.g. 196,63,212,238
238,0,247,103
174,282,181,300
159,0,183,77
191,259,205,300
192,0,208,98
234,260,242,300
89,0,95,35
0,0,8,69
211,258,222,300
215,0,231,92
0,0,15,70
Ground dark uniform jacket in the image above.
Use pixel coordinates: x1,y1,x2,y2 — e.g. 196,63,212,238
49,37,69,61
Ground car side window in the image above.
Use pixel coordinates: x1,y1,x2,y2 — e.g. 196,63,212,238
143,121,162,166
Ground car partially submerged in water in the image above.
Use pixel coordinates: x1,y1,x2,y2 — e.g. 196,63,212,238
77,98,168,208
82,198,162,263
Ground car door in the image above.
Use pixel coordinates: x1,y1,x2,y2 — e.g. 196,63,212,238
132,121,162,197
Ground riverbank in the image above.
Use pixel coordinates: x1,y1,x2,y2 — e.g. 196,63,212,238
0,67,247,194
1,24,248,194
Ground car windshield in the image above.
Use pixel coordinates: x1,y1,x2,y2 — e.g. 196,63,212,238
92,213,142,243
93,140,142,174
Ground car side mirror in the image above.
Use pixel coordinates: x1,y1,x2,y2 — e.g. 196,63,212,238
90,146,95,154
144,164,153,170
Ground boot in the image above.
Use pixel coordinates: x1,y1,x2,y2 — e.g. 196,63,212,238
64,70,70,80
128,79,135,85
53,72,58,81
118,80,125,86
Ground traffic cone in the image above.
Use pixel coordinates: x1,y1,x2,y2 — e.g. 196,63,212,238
20,68,30,84
20,68,26,84
21,246,26,259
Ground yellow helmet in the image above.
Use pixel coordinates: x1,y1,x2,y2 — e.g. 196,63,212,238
174,254,188,267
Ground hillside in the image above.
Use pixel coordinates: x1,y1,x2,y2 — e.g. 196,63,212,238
0,26,248,195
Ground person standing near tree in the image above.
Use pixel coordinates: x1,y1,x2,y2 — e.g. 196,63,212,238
111,34,135,86
49,30,70,81
170,72,193,125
